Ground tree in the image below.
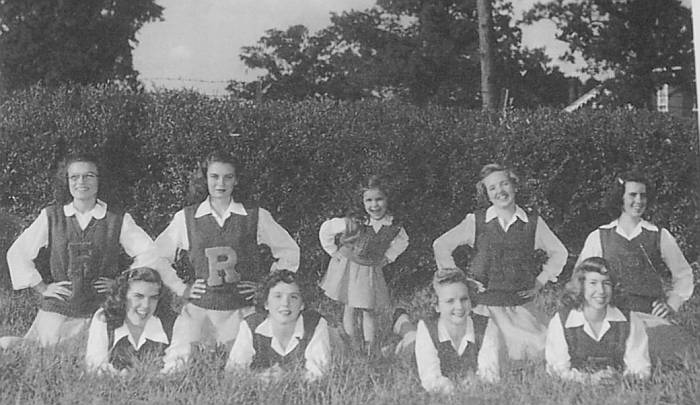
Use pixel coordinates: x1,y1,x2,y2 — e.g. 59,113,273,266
477,0,496,110
229,0,571,108
525,0,694,108
0,0,163,92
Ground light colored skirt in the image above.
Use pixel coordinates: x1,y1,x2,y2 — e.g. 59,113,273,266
473,301,547,360
320,254,389,310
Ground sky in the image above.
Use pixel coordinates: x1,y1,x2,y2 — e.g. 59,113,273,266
132,0,690,96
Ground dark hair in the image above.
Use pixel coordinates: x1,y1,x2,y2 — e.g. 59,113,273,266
475,163,520,206
185,151,242,205
53,153,103,204
254,270,309,313
345,174,395,225
102,267,171,331
604,170,654,217
561,257,621,310
430,268,478,308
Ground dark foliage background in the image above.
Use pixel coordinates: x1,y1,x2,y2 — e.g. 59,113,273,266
1,85,698,295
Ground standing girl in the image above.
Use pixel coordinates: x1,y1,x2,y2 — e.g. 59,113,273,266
85,267,176,374
546,257,650,382
433,163,568,360
319,175,409,355
3,154,164,348
155,151,300,372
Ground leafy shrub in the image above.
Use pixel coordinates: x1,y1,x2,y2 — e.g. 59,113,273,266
1,85,697,298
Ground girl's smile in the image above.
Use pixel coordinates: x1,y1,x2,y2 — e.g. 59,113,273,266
125,281,161,328
363,188,388,220
435,282,472,326
67,161,99,201
621,181,647,219
583,272,613,311
207,162,238,200
266,282,304,325
483,171,515,210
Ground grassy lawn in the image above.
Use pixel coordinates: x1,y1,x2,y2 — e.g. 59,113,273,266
1,280,699,405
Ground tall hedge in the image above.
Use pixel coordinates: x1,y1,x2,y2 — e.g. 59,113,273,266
1,85,698,292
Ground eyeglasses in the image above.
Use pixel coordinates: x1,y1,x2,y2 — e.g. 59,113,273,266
68,173,98,182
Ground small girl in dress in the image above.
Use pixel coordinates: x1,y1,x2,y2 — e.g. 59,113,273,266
545,257,651,382
415,268,500,394
225,270,331,381
85,267,176,374
319,175,409,354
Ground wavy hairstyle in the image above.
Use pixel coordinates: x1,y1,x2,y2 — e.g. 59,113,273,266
102,267,172,331
185,151,242,205
604,170,655,217
560,257,622,310
53,153,104,205
475,163,520,206
253,269,311,313
344,174,396,234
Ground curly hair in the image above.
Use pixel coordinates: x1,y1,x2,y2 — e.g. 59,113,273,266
185,151,242,205
344,174,396,231
430,268,479,308
560,257,622,310
53,153,104,205
253,270,311,313
475,163,520,206
604,170,654,217
102,267,171,331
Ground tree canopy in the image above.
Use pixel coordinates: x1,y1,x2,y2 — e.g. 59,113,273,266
526,0,694,107
228,0,570,108
0,0,163,92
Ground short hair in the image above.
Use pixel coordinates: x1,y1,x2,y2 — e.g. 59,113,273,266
430,268,478,307
604,170,655,216
561,257,621,310
53,153,103,204
185,151,242,204
254,270,310,312
102,267,171,331
475,163,520,206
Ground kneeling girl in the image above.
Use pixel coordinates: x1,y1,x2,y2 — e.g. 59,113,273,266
415,268,500,394
545,257,650,382
85,267,175,374
225,270,330,381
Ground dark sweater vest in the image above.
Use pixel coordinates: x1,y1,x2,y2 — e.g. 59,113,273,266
108,314,176,371
559,307,630,372
338,218,402,266
470,210,538,306
43,205,123,317
245,310,322,370
423,314,488,377
600,227,664,313
184,203,262,310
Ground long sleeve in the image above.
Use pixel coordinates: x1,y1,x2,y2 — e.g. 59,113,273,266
476,319,500,382
146,210,189,296
576,230,602,267
433,214,476,270
534,217,569,285
304,317,331,381
225,320,255,371
659,229,694,311
385,227,409,263
6,209,49,290
544,313,588,382
257,208,300,272
623,312,651,379
85,309,118,375
415,320,454,394
318,217,346,256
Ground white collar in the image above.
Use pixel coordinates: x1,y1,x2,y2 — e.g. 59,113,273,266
600,218,658,240
255,313,306,355
436,316,475,355
564,306,628,342
63,199,107,219
194,198,247,219
367,215,393,231
485,205,528,231
112,315,169,350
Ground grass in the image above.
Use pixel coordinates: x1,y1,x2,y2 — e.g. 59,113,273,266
1,273,700,405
